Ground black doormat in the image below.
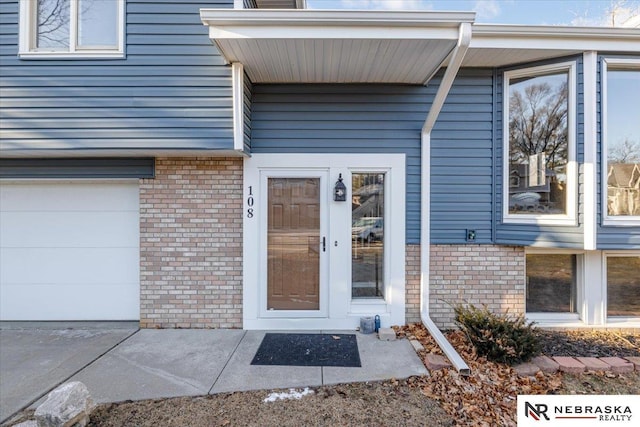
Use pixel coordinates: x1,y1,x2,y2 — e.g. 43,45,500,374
251,333,361,367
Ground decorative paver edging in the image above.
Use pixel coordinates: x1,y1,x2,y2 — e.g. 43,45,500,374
422,353,639,375
513,356,638,376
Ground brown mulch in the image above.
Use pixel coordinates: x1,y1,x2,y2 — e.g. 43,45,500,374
536,329,640,357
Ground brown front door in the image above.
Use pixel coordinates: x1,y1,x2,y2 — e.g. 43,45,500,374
267,178,321,310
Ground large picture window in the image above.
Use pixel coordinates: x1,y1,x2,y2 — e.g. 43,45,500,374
19,0,124,58
602,59,640,223
503,62,576,224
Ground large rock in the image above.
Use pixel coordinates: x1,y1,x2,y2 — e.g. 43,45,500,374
34,382,94,427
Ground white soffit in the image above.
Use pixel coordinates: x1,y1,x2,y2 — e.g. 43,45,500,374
200,9,475,84
464,24,640,67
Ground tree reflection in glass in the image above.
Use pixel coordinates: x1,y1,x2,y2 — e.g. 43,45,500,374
508,72,569,215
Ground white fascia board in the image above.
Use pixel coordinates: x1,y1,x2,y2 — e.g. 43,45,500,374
202,9,475,27
209,25,461,41
202,9,474,41
472,24,640,52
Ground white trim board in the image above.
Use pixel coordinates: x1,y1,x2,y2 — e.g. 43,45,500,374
231,63,246,152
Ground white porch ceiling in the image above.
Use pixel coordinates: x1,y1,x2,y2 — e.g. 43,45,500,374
218,38,457,83
201,9,474,84
462,48,578,67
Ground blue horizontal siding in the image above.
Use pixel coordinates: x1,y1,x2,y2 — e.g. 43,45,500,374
0,0,235,154
495,56,585,248
243,70,252,153
250,69,494,244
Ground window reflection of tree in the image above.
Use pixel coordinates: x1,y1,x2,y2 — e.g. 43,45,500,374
609,138,640,164
36,0,95,48
509,78,569,175
37,0,70,48
508,74,569,213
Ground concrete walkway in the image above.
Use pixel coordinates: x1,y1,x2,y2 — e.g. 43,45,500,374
0,323,427,424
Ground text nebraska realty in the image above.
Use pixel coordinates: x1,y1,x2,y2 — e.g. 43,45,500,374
526,402,633,422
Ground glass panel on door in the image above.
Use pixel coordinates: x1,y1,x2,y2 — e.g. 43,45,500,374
351,173,385,298
267,178,320,310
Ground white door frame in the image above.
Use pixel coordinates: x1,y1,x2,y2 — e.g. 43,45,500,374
243,153,406,330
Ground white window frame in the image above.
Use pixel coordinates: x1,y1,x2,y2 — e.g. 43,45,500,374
525,248,583,323
603,251,640,325
525,249,640,328
18,0,125,59
601,58,640,226
503,61,577,226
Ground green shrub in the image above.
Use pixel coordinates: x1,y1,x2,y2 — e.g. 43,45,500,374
453,303,540,365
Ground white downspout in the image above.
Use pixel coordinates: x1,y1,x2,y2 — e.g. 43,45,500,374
420,22,472,376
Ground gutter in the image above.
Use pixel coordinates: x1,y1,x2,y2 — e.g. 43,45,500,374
420,22,472,376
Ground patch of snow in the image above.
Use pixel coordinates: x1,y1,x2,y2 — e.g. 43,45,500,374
263,387,314,403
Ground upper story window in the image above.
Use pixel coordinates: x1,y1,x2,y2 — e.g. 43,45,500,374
602,58,640,225
503,62,577,225
19,0,124,58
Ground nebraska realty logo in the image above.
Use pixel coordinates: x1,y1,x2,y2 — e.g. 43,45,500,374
517,395,639,426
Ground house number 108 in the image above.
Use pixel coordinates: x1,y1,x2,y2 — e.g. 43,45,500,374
247,186,254,218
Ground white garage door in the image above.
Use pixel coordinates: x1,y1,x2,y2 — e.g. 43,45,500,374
0,181,140,320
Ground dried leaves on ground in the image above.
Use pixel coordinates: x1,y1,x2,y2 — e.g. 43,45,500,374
398,324,640,427
399,324,562,427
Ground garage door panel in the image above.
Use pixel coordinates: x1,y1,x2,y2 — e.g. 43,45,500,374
0,183,139,212
0,211,139,248
0,181,140,321
1,247,139,285
0,283,140,321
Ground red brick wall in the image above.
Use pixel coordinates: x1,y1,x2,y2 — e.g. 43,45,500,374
139,157,243,328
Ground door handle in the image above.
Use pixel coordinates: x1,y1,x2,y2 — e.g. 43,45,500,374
322,236,326,252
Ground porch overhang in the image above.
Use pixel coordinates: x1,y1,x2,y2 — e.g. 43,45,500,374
200,9,476,84
466,24,640,67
